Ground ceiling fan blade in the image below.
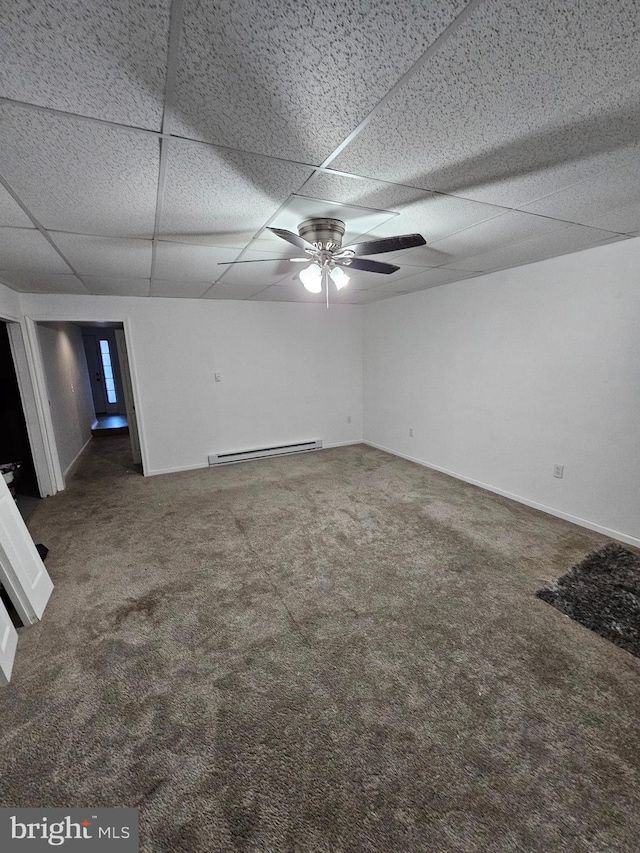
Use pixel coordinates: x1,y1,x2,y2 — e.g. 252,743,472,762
339,233,426,257
217,257,303,265
335,258,400,274
267,227,317,252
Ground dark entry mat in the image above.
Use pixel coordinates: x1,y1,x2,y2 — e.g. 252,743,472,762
537,543,640,658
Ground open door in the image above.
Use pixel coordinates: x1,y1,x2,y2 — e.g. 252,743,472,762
0,595,18,685
0,474,53,626
114,330,142,466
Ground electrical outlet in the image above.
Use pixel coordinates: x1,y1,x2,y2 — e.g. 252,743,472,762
553,464,564,479
347,416,352,424
409,427,414,438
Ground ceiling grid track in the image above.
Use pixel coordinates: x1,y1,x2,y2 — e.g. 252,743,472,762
149,0,186,293
1,1,639,300
0,173,91,293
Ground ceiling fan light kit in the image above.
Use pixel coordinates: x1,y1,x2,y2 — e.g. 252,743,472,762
218,217,427,305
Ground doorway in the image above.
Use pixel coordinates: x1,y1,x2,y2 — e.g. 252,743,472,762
82,328,125,419
80,324,142,467
0,322,41,520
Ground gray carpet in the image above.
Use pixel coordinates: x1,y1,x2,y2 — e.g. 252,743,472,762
1,438,639,852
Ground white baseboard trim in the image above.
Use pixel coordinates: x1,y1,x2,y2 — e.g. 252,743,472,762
63,436,92,484
363,440,640,548
323,440,364,449
146,462,208,477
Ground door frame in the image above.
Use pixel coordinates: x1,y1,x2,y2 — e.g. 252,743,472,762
23,315,149,492
0,311,56,497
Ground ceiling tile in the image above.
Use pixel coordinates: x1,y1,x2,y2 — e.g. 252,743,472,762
0,104,159,237
83,276,150,296
204,281,271,300
332,1,640,206
425,210,567,261
0,0,170,129
520,165,640,224
151,280,213,299
153,242,240,281
346,263,434,291
445,224,618,272
583,202,640,234
0,187,32,227
169,0,468,162
357,193,505,248
399,268,479,288
250,284,325,303
0,271,89,294
51,234,152,277
300,171,431,210
215,253,296,288
0,228,71,274
159,140,314,244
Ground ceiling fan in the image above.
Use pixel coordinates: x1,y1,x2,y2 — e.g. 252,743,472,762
218,218,426,303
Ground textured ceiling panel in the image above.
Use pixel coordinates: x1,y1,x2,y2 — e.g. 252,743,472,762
52,234,152,278
83,276,151,296
0,228,71,274
0,271,88,293
205,281,272,300
300,171,431,210
353,269,479,301
345,263,433,291
250,284,325,303
169,0,468,162
584,202,640,234
154,242,240,281
0,187,32,227
1,1,638,300
0,105,159,237
160,141,314,244
424,210,566,262
215,254,295,289
332,0,640,206
0,0,171,129
520,164,640,223
151,280,214,299
446,224,618,272
361,193,505,245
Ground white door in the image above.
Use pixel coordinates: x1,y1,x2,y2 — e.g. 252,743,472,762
0,595,18,685
0,475,53,626
83,333,107,414
114,330,142,465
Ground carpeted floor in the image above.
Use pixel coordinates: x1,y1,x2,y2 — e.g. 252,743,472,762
0,438,639,852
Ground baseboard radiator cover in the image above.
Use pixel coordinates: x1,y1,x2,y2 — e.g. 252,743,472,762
208,439,322,466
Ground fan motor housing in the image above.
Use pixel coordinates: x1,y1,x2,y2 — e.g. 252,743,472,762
298,218,345,251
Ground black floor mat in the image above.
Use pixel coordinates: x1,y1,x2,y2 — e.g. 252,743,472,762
537,542,640,658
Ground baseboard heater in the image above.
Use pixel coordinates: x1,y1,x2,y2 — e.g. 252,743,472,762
208,439,322,466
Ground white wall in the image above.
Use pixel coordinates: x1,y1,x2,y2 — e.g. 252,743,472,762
364,238,640,545
21,296,363,475
36,322,94,478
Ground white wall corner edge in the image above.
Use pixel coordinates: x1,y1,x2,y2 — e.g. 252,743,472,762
63,436,93,483
363,440,640,549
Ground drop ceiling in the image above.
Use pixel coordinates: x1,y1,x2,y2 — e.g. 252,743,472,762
0,0,639,303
